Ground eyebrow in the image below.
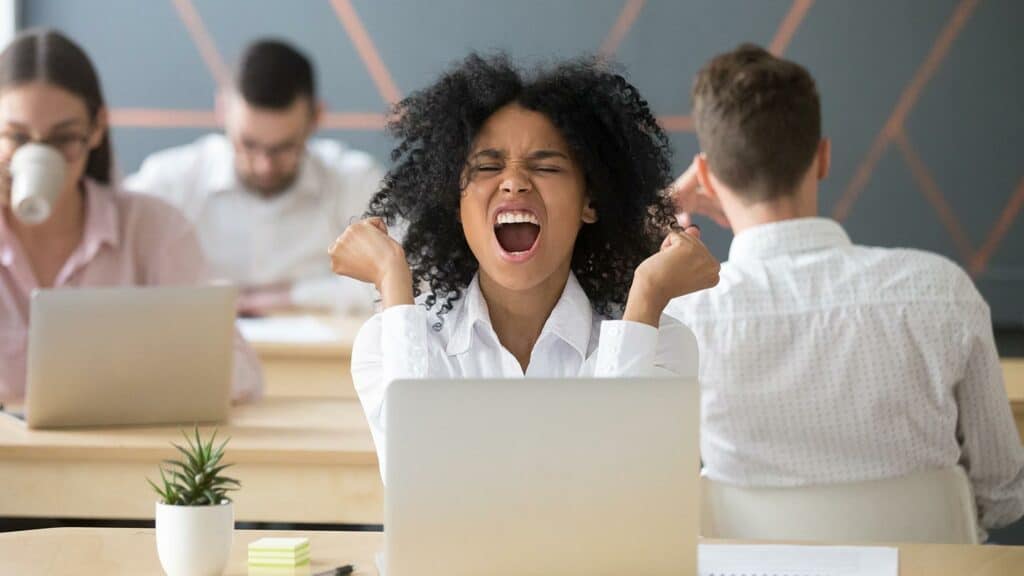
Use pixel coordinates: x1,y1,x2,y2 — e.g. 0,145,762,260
4,118,88,131
468,148,569,161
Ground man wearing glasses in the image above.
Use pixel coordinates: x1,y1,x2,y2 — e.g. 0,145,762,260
126,39,383,316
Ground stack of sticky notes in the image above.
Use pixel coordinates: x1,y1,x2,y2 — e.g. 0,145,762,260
248,537,311,575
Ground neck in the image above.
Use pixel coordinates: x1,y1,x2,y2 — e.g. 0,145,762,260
723,186,818,235
8,181,86,278
477,262,571,372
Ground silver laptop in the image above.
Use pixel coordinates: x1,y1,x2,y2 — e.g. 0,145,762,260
23,285,236,429
384,377,700,576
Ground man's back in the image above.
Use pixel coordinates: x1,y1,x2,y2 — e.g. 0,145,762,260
667,217,1024,531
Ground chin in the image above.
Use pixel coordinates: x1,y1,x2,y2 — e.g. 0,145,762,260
478,258,562,294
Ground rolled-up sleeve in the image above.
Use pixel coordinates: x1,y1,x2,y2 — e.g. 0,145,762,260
594,314,698,379
352,304,431,479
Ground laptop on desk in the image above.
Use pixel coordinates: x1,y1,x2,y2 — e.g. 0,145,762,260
18,285,236,429
383,377,701,576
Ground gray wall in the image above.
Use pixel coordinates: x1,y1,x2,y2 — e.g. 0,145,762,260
21,0,1024,325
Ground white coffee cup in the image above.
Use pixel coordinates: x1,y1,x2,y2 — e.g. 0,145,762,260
9,143,66,225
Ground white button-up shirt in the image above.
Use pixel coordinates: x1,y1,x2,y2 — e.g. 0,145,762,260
125,134,383,313
352,272,698,476
666,217,1024,531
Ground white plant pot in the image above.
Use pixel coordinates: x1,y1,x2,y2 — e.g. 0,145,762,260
155,501,234,576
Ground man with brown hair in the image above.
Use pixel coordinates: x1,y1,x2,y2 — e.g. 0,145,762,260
667,44,1024,537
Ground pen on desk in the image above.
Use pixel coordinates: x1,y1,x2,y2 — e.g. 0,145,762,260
313,565,354,576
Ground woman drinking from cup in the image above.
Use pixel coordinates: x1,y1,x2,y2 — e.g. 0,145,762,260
0,29,262,403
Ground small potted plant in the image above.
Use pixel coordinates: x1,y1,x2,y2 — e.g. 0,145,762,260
149,427,239,576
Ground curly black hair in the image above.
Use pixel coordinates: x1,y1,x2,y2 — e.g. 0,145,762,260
368,53,677,322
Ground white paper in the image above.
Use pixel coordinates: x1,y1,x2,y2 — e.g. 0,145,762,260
699,543,898,576
237,316,341,345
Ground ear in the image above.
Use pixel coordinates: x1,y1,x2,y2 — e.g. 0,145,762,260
817,138,831,181
581,196,598,224
311,99,324,133
89,107,109,149
695,153,719,201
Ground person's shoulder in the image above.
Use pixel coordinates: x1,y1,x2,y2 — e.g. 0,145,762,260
141,133,227,170
127,133,228,189
113,185,193,235
308,138,380,175
857,244,982,304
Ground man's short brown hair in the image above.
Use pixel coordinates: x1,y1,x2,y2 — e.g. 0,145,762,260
693,43,821,203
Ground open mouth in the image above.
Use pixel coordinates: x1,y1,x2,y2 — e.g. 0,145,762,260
494,209,541,259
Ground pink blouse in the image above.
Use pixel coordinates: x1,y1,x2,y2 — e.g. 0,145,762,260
0,179,263,402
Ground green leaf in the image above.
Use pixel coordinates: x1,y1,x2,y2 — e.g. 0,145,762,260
203,489,219,505
147,478,168,502
150,427,239,506
171,442,202,471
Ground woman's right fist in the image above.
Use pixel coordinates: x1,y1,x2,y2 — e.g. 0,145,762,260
328,217,409,289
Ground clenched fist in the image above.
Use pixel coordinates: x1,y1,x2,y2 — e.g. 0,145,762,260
624,228,720,326
328,217,414,308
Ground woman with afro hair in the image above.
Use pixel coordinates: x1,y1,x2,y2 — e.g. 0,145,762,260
330,54,720,470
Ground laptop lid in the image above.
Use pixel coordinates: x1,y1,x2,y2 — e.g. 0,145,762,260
384,377,700,576
25,285,236,429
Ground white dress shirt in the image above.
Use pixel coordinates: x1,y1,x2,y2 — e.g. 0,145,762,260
125,134,383,313
666,217,1024,532
352,272,698,477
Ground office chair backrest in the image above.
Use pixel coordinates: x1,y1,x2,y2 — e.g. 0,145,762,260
702,466,979,544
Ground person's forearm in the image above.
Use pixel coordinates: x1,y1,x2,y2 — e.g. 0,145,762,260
623,277,668,328
379,266,414,309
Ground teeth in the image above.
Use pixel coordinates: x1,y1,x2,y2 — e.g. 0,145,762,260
495,211,540,226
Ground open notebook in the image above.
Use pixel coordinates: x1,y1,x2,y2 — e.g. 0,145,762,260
699,544,898,576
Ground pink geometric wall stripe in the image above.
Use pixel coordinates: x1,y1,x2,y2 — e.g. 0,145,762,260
321,112,388,130
599,0,646,59
971,177,1024,275
121,1,815,134
893,129,975,261
667,0,814,131
329,0,403,107
658,115,695,132
170,0,230,88
832,0,982,222
109,108,219,128
110,108,388,131
769,0,815,56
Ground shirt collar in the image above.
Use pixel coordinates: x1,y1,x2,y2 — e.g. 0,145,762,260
728,217,851,262
205,134,321,200
0,179,118,269
445,272,594,359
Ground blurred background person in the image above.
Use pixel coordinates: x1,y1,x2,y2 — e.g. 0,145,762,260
126,39,383,317
0,29,261,403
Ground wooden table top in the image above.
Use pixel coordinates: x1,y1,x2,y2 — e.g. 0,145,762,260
0,397,377,466
1,528,1022,575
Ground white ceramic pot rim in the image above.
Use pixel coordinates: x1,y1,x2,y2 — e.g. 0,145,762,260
156,501,233,509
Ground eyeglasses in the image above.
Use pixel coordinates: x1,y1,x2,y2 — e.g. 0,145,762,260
0,130,93,162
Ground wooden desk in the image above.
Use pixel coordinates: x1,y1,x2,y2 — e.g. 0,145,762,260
0,398,382,524
1004,359,1024,443
244,316,366,398
1,528,1022,575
